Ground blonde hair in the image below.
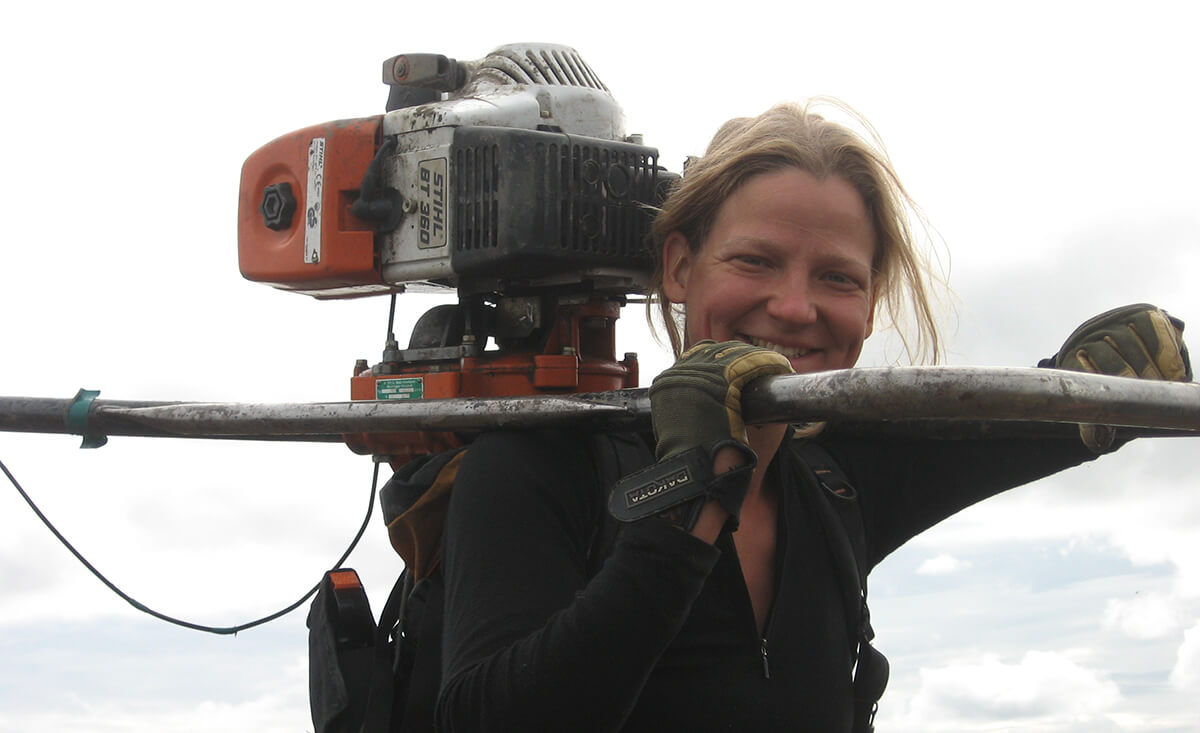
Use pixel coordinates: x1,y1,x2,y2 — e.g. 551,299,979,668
648,100,945,364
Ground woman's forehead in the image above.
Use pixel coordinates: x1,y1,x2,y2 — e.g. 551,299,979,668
706,169,874,249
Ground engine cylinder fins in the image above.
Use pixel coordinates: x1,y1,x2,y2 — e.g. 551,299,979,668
479,43,609,91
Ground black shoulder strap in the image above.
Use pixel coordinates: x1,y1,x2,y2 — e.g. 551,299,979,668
794,442,868,587
586,431,655,570
792,440,889,733
589,431,656,484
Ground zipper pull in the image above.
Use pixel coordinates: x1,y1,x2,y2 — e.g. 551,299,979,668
760,637,771,679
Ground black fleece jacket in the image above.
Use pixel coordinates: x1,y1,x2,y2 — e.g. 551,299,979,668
435,428,1099,732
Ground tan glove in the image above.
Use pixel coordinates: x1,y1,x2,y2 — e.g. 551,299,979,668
1042,303,1192,451
1042,303,1192,381
628,340,793,528
651,340,795,460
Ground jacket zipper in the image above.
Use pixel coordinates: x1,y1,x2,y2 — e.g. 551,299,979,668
758,459,787,681
758,460,787,686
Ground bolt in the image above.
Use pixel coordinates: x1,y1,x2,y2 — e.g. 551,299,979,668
260,182,297,231
392,56,409,81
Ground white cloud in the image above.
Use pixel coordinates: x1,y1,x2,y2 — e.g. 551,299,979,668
0,643,311,733
1103,592,1187,640
899,651,1121,731
0,690,309,733
905,438,1200,605
916,553,971,576
1169,620,1200,690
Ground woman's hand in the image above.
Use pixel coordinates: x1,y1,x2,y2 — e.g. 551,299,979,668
1042,303,1191,382
645,340,793,530
1042,304,1192,452
651,340,796,458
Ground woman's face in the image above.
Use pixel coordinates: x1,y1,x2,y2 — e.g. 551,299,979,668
662,167,877,374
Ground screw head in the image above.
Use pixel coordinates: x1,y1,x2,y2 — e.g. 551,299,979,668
392,56,409,80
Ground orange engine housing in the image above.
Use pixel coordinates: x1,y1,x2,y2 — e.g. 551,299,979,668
237,116,393,299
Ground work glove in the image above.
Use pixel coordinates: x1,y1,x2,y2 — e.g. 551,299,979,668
652,340,796,458
1041,303,1192,381
642,340,794,526
1041,303,1192,451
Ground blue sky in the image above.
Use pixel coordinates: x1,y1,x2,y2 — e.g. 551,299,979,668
2,2,1199,731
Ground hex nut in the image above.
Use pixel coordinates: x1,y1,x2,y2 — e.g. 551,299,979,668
260,183,297,231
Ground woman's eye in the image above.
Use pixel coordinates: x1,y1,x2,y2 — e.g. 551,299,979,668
734,254,770,268
823,272,861,288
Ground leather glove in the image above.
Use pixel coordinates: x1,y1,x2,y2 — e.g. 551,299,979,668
1041,303,1192,382
651,340,796,460
1041,303,1192,452
638,340,793,526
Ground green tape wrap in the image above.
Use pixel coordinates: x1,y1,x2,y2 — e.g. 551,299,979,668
66,389,107,449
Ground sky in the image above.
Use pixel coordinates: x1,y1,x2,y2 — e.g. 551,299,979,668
1,1,1198,731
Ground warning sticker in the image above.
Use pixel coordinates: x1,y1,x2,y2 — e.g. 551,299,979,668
304,137,326,264
376,377,424,400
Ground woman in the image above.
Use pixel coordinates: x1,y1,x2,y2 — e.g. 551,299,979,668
434,102,1190,732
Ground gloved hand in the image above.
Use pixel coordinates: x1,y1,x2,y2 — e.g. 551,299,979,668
636,340,791,528
1041,303,1192,381
1041,304,1192,452
651,339,796,460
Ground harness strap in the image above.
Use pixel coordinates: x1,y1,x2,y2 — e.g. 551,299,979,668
586,431,655,567
792,440,889,733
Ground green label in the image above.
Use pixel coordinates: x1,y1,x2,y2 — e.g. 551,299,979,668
376,377,424,400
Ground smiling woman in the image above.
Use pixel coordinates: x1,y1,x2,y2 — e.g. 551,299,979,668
432,98,1194,733
648,100,944,366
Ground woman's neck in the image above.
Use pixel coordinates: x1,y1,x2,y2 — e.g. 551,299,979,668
745,423,788,497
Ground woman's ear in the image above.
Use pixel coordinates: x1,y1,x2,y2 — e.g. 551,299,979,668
661,231,692,304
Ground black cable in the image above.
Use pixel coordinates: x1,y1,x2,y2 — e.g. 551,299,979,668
1,454,381,635
387,291,398,345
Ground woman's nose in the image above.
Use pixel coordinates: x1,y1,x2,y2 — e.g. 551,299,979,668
766,274,818,325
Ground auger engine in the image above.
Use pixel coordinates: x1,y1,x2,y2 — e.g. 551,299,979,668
237,43,677,462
